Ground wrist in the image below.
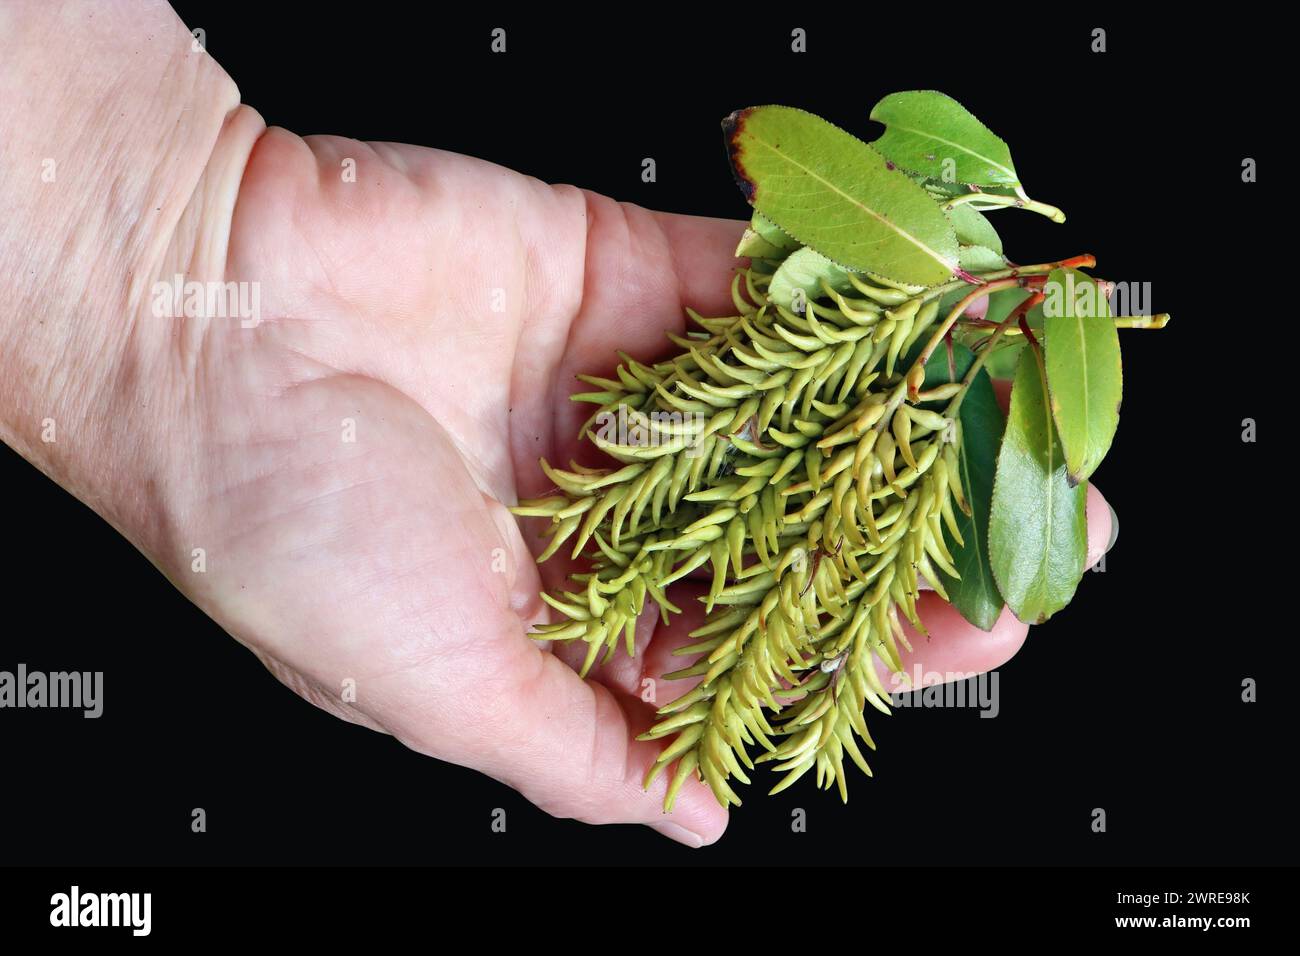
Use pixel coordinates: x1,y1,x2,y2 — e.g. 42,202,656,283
0,2,259,562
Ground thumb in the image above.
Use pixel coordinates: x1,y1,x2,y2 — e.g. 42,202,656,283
466,648,729,847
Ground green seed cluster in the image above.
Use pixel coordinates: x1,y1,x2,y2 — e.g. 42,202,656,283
512,255,975,810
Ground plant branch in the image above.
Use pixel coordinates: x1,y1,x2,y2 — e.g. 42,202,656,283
945,292,1044,418
942,187,1067,223
919,254,1096,307
907,279,1022,398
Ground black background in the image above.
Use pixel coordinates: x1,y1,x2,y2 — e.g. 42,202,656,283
1,6,1287,868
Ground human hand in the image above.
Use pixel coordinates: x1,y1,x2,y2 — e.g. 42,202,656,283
0,2,1114,848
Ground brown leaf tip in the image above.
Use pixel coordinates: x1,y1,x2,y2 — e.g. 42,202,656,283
722,109,757,203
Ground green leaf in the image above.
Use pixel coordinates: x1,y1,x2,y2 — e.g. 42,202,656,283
958,244,1006,273
988,347,1087,624
1041,268,1123,485
983,339,1025,380
748,212,800,256
947,203,1002,254
869,91,1020,187
723,106,958,287
766,246,856,311
921,346,1005,630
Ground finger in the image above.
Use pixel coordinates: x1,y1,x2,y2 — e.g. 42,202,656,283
553,600,660,698
554,581,711,702
534,483,1113,826
560,200,744,371
638,485,1115,702
547,200,746,466
640,583,713,707
651,209,750,318
881,598,1030,691
1083,482,1116,569
883,481,1116,687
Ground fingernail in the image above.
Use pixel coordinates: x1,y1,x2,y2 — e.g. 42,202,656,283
650,820,704,848
1105,501,1120,553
